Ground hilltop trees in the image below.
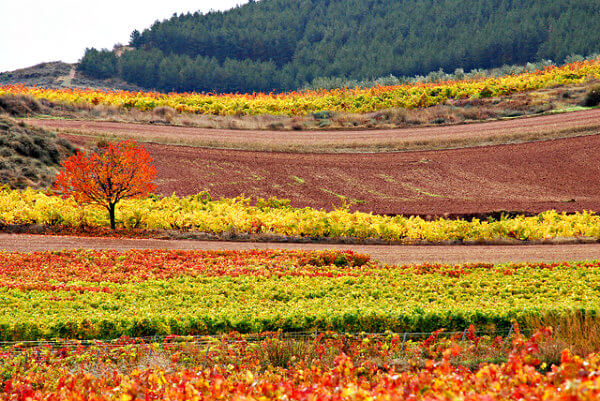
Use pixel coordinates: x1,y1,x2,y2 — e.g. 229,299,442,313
79,0,600,93
78,48,118,80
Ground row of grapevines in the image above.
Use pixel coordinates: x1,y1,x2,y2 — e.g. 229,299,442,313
1,188,600,241
0,249,598,340
1,60,599,116
4,328,593,401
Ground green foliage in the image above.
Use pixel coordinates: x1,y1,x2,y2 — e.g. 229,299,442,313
2,255,600,340
79,48,119,80
78,0,600,93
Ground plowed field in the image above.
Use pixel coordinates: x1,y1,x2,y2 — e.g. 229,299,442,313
61,132,600,216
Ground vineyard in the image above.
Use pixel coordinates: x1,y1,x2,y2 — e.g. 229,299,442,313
5,3,600,400
5,326,600,400
0,249,598,341
2,60,600,116
3,52,600,401
4,326,600,401
3,188,600,242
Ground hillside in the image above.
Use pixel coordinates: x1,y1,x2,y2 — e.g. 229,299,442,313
0,61,144,91
0,117,75,189
78,0,600,93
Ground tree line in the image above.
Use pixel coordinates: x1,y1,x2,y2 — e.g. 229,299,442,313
78,0,600,93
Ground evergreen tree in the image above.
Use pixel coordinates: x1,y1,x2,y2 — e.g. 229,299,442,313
78,0,600,93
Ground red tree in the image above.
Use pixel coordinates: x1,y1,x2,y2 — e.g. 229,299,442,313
53,140,157,229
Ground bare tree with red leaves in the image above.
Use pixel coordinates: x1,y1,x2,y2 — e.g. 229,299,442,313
53,140,156,230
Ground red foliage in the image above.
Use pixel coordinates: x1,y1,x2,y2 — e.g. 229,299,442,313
0,249,373,285
2,329,599,401
53,140,156,229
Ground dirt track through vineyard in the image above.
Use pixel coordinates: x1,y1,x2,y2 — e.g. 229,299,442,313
2,234,600,264
28,108,600,152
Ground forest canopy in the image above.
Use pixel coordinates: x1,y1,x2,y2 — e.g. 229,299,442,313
78,0,600,93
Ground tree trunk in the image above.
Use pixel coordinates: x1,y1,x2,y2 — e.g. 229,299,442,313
108,203,116,230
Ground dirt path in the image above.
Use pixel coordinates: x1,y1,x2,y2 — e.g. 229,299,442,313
56,66,76,87
26,108,600,152
2,234,599,264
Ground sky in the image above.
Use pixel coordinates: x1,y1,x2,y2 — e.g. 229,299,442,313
0,0,249,73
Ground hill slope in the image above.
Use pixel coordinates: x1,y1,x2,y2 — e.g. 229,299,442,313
0,117,75,189
79,0,600,93
0,62,144,91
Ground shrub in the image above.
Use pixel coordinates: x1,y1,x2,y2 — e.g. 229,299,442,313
268,122,285,130
21,166,38,179
96,139,110,149
153,106,177,118
258,339,315,369
583,85,600,107
13,135,42,158
313,110,334,120
153,106,177,124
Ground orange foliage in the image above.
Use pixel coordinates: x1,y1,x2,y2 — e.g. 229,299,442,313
2,59,600,115
53,140,156,229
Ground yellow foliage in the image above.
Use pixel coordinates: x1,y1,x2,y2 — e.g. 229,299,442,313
1,60,599,116
1,188,600,241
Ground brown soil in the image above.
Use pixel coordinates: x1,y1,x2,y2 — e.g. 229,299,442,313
61,132,600,216
26,108,600,153
1,234,599,264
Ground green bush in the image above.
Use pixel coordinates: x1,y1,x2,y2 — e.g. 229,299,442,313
313,110,334,120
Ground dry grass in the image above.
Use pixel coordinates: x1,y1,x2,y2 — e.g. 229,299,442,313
256,338,328,369
41,103,294,131
0,94,45,116
527,311,600,360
